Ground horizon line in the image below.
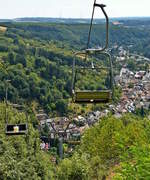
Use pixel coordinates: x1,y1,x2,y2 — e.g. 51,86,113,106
1,16,150,20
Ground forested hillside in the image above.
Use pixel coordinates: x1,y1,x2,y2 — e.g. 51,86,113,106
0,103,54,179
0,22,116,116
0,21,150,115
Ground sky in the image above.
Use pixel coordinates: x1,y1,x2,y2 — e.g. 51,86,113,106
0,0,150,19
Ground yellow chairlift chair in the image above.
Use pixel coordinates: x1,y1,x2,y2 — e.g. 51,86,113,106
72,1,113,103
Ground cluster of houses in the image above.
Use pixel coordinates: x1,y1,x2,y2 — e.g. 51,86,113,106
36,110,109,146
114,67,150,114
112,45,150,114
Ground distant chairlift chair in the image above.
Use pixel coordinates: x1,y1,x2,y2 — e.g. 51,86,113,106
5,104,28,135
6,124,27,135
72,1,113,103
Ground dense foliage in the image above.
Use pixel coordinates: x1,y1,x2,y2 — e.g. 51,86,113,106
0,22,116,116
0,103,54,179
0,21,149,116
57,114,150,179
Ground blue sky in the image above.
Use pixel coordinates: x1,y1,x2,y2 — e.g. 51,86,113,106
0,0,150,19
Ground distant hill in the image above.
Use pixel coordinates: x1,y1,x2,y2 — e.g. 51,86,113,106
0,17,104,24
1,17,150,25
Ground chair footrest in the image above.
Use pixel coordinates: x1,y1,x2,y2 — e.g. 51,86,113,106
6,131,27,135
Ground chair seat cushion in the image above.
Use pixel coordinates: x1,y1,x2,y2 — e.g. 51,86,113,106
74,90,111,103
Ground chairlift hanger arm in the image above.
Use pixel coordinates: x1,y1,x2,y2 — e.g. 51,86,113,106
72,51,88,94
86,0,109,53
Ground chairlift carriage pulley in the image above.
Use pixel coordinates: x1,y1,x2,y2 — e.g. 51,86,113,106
72,0,114,103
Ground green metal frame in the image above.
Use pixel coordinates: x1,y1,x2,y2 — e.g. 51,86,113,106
71,0,114,103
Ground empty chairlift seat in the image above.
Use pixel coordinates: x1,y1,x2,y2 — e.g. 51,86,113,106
71,1,113,104
6,124,27,135
73,90,111,103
